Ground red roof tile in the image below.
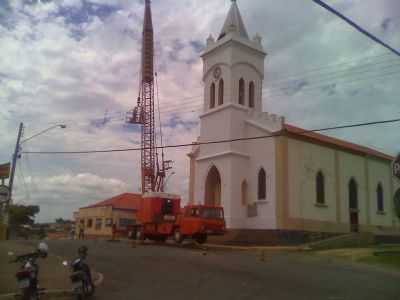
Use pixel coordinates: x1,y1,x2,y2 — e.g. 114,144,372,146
84,193,142,211
284,124,394,161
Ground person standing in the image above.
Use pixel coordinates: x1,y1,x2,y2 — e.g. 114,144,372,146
78,222,85,240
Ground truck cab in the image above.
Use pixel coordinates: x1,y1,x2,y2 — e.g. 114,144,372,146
175,205,226,244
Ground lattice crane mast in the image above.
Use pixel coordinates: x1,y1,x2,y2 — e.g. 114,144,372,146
127,0,172,193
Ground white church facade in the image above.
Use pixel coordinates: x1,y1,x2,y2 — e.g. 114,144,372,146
188,0,400,237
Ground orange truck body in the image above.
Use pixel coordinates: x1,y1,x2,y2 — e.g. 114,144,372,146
135,193,225,244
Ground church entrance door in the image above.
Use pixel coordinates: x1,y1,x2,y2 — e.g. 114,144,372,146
205,166,221,206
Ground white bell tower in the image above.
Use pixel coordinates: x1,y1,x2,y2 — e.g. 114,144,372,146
189,0,283,229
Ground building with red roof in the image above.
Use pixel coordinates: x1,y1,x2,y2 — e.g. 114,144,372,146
74,193,142,239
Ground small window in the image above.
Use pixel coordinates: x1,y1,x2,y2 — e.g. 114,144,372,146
210,83,216,108
86,219,93,228
249,81,255,108
258,168,266,200
316,171,325,204
162,199,174,215
377,183,384,212
119,218,135,227
191,208,199,217
218,79,224,105
241,180,248,206
95,218,102,230
238,78,245,105
105,218,113,227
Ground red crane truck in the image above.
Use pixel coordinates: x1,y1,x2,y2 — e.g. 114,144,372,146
134,193,225,244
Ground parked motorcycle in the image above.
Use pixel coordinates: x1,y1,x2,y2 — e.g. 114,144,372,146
63,246,95,300
8,242,49,300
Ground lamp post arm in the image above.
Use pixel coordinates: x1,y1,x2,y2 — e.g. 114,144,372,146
21,124,65,144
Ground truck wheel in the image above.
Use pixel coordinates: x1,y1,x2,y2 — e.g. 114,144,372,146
195,234,207,244
174,229,184,244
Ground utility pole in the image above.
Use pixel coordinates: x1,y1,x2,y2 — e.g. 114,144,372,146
4,123,24,235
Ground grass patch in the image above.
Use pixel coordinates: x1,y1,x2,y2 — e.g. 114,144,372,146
358,254,400,270
317,245,400,271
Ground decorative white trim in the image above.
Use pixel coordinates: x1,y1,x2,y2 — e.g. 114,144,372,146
255,200,269,205
200,103,248,119
201,34,266,58
244,119,274,133
197,151,250,162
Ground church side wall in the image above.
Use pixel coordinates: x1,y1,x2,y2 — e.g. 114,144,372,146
287,139,337,224
337,151,368,226
282,136,399,234
367,159,393,228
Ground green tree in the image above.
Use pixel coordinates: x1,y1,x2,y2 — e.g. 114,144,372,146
9,204,40,227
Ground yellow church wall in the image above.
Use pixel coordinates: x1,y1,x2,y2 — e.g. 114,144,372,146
287,138,337,224
281,136,399,234
337,151,368,226
367,159,393,228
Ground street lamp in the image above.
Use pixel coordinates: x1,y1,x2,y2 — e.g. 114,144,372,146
21,124,67,144
3,123,67,238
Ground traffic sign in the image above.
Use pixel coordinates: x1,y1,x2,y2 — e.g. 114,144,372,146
0,163,10,179
393,154,400,180
0,185,9,204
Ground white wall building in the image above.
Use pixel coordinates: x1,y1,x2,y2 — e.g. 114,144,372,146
188,0,400,237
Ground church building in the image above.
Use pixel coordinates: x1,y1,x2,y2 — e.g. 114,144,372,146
188,0,400,237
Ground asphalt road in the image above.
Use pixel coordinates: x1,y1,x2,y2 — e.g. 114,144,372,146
13,240,400,300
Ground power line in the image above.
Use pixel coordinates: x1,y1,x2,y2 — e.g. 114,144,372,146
22,117,400,155
312,0,400,57
265,60,400,93
265,69,400,99
269,54,390,83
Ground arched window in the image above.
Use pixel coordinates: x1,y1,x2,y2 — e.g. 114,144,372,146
258,168,266,200
349,178,358,210
238,78,245,105
241,180,248,206
316,171,325,204
377,183,384,212
218,79,224,105
249,81,255,108
210,83,216,109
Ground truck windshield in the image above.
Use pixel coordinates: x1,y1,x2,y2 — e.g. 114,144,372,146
201,208,223,219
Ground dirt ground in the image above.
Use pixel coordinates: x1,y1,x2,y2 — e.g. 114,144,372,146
0,240,71,295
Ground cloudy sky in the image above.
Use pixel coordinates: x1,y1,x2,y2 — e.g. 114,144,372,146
0,0,399,222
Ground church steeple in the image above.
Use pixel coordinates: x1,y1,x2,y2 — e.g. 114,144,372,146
218,0,249,40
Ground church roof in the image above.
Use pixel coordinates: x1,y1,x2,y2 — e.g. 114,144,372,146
218,0,249,40
284,124,394,161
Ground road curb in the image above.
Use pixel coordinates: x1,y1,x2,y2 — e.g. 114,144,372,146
93,271,104,287
203,243,306,252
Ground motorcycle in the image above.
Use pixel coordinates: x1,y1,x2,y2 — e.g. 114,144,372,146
63,246,95,300
8,242,48,300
